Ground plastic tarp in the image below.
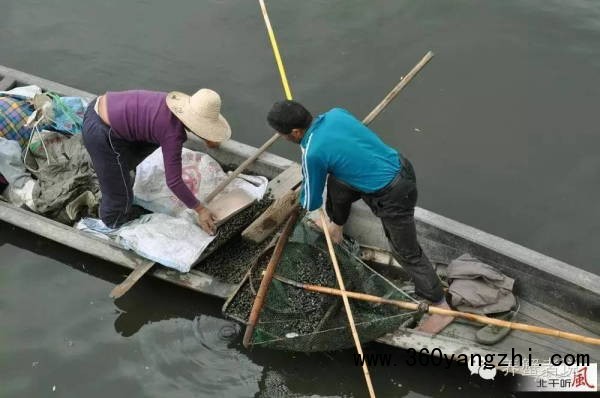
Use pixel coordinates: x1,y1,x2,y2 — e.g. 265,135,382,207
76,211,210,272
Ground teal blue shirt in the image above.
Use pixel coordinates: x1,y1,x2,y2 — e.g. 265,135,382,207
300,108,401,211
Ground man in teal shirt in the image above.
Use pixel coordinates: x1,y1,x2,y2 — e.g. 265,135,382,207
267,100,454,334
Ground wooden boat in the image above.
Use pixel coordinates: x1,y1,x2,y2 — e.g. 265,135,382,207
1,65,598,374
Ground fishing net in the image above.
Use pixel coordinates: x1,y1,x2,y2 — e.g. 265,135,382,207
223,216,419,352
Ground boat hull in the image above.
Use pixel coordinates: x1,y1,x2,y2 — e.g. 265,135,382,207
1,65,598,374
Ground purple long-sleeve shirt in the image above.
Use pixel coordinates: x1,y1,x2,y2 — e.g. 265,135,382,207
106,90,200,209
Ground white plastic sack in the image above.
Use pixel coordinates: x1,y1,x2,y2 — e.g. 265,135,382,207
76,211,214,272
133,148,268,216
115,212,213,272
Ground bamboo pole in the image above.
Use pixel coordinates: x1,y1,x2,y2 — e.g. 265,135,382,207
362,51,434,125
242,205,301,348
258,0,293,100
272,273,600,347
320,210,377,398
243,53,435,243
204,134,279,203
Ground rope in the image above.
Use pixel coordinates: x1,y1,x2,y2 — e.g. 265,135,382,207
22,114,51,172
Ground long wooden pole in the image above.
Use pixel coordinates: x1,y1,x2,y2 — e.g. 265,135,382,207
242,205,301,348
363,51,434,125
204,134,279,203
272,273,600,347
320,210,377,398
243,53,435,244
109,260,154,299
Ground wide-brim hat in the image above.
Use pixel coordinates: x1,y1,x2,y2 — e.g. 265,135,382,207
166,88,231,142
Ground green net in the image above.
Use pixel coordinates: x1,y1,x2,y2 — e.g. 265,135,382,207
223,216,419,352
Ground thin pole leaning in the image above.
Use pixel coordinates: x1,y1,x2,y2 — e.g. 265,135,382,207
242,206,301,347
242,52,436,243
258,0,293,100
320,210,377,398
363,51,434,125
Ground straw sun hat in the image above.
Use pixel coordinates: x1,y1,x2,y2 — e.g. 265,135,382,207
166,89,231,142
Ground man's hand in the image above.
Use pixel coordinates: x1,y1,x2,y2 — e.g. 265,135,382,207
195,204,217,235
313,215,344,244
328,221,343,244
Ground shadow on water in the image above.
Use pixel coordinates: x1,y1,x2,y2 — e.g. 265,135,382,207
0,222,544,397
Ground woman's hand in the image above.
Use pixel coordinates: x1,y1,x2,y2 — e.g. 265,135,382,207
195,204,217,235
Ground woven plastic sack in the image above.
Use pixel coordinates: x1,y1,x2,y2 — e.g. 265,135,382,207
133,148,268,216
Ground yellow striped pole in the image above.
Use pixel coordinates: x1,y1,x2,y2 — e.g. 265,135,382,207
255,3,376,396
258,0,293,100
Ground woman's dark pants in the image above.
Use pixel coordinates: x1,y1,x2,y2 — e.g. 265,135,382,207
82,99,158,228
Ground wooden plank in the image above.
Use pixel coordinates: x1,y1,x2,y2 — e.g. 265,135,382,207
242,187,299,242
266,163,302,199
109,261,155,298
241,164,302,242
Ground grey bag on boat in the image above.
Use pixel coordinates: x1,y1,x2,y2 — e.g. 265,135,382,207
24,131,100,224
447,254,516,314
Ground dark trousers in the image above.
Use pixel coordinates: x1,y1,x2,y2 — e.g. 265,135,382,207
82,99,158,228
325,157,444,302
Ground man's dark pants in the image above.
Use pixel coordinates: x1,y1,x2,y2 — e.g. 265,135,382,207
82,98,158,228
325,157,444,303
